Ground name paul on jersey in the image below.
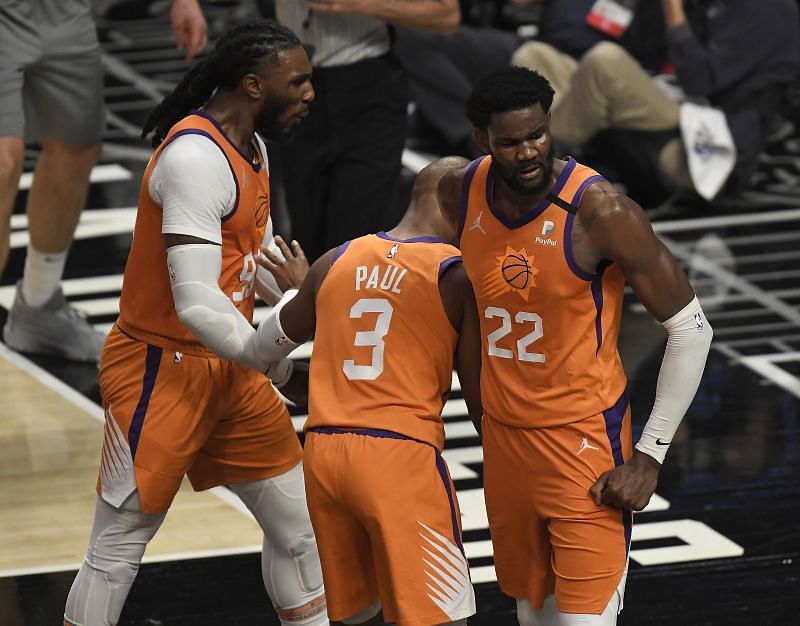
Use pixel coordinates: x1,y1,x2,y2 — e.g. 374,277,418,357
355,265,408,294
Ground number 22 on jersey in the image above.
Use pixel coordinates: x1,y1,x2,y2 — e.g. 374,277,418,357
485,306,545,363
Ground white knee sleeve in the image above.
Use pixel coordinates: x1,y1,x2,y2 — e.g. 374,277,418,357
229,462,327,626
341,599,382,624
517,596,558,626
65,493,165,626
556,592,621,626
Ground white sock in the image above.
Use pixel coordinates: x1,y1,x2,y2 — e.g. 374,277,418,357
22,245,68,308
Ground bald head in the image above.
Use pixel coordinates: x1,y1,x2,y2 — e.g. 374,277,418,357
412,156,470,198
388,156,469,242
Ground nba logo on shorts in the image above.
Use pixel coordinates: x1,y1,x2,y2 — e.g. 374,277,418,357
541,220,555,237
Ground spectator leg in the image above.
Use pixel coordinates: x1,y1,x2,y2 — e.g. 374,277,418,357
551,42,680,147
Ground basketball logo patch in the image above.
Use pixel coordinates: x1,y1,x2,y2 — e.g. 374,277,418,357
255,192,270,228
483,246,539,301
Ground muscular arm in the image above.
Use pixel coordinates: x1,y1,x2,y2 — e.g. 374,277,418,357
583,183,694,322
308,0,460,34
170,0,208,63
245,248,337,401
437,163,470,244
580,184,713,510
277,360,310,407
440,263,483,437
276,248,337,344
164,234,298,373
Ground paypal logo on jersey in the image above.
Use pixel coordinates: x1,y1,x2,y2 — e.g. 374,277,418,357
535,220,558,247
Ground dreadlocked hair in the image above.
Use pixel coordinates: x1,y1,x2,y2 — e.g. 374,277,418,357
141,20,301,147
467,66,555,132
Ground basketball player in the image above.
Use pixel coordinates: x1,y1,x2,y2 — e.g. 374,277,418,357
255,157,482,625
64,22,327,626
436,67,714,625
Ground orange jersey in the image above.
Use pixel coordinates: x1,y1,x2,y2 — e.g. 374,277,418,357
118,111,270,356
458,156,627,428
307,233,462,450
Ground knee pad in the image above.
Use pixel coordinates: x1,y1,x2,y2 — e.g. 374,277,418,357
65,495,164,626
288,534,324,593
65,558,139,626
229,468,326,624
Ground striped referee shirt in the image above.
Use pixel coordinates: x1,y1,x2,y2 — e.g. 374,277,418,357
275,0,391,68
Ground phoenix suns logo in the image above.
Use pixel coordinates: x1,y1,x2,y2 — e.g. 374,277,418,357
482,246,539,302
255,192,270,228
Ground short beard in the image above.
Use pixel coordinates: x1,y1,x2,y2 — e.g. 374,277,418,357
493,148,555,196
255,99,286,141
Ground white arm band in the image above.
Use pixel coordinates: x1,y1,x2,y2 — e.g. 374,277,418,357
167,245,298,371
265,358,294,389
240,288,300,368
635,297,713,464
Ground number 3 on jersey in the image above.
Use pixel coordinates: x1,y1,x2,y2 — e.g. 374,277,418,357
343,298,394,380
485,306,544,362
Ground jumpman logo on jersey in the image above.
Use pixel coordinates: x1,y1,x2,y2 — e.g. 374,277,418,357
469,211,486,234
577,436,600,455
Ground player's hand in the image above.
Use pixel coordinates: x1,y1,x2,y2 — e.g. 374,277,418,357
258,236,310,292
590,451,660,511
171,0,208,64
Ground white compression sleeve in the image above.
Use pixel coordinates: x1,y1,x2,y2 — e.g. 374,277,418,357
227,463,327,626
635,297,713,464
167,245,299,370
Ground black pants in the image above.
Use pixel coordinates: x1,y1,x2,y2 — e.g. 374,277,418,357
280,54,409,262
394,25,522,155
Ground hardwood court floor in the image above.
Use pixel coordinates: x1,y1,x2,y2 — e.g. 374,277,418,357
1,1,800,625
0,345,266,575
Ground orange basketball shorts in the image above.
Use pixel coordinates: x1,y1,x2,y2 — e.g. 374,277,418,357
303,428,476,626
96,325,302,514
483,390,633,614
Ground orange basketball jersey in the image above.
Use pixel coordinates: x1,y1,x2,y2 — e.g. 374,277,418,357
306,233,462,450
117,110,270,355
458,156,627,428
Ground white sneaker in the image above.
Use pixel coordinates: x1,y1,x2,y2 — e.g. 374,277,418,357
3,281,106,362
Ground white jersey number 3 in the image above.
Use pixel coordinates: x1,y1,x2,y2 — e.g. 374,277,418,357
343,298,394,380
485,306,544,363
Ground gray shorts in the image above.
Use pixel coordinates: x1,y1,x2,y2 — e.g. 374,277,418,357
0,0,104,144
